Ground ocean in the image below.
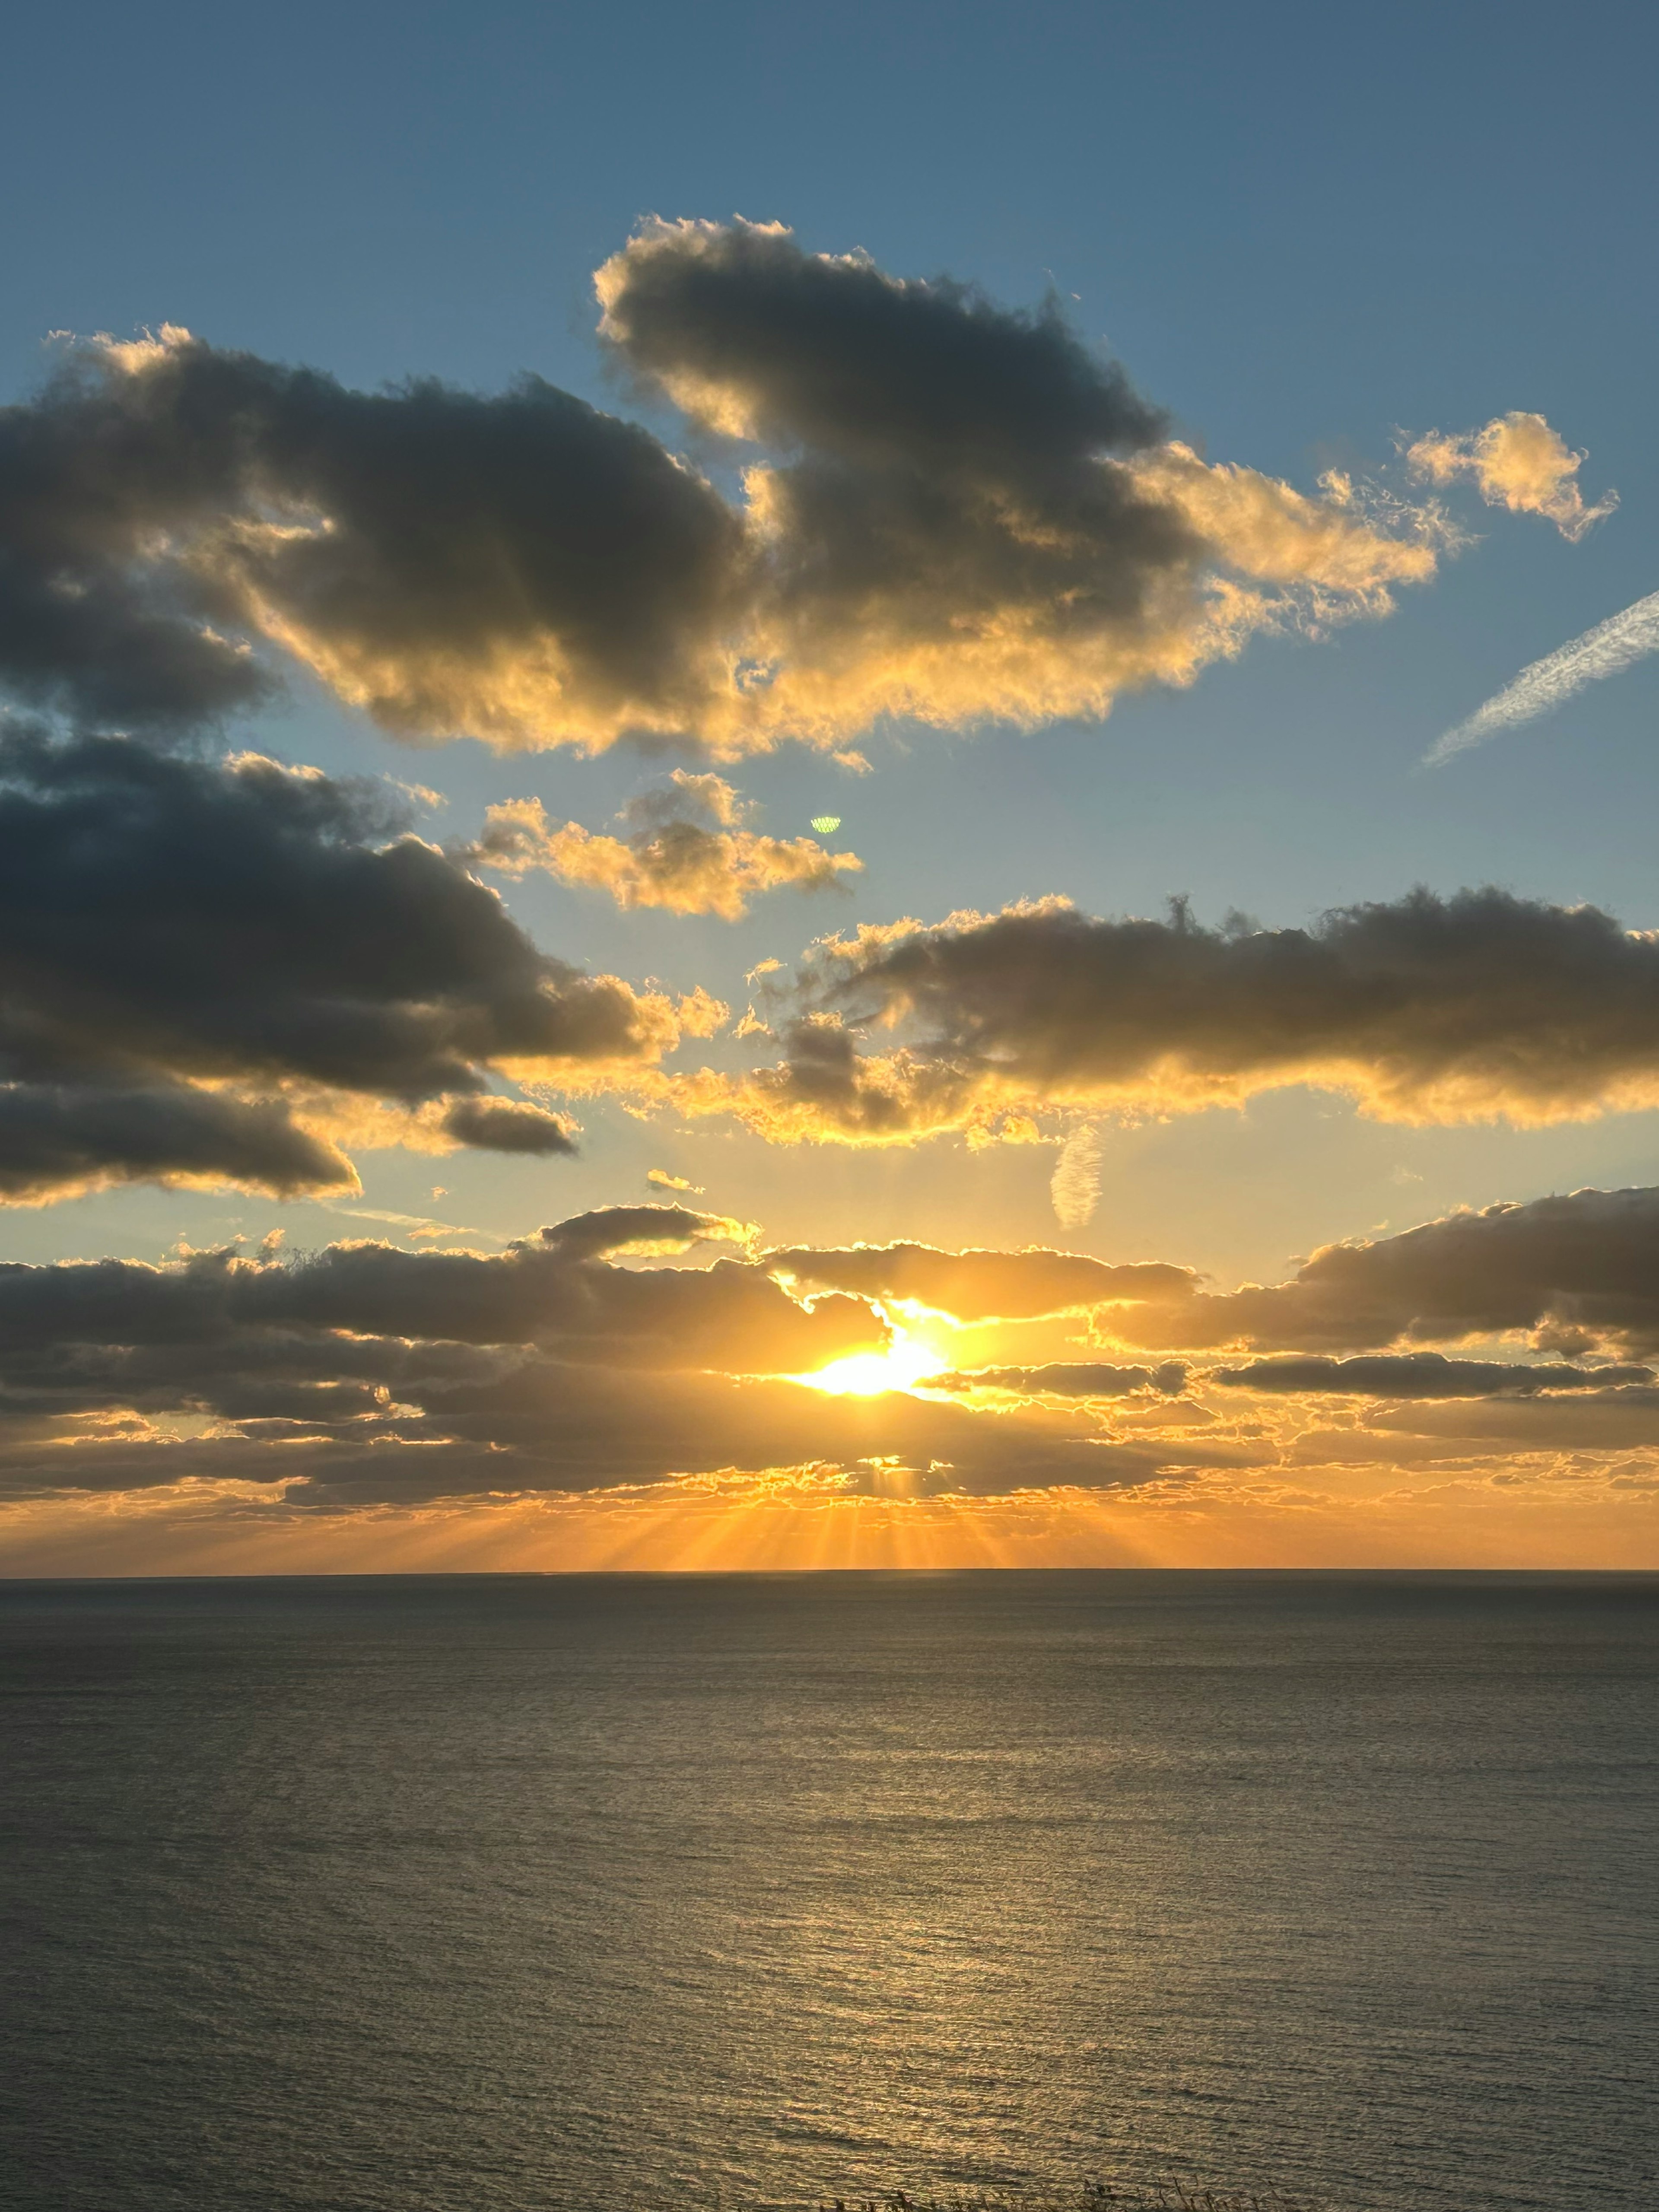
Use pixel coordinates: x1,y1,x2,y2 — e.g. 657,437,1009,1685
1,1570,1653,2212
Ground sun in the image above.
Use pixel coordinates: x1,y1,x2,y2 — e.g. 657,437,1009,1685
797,1326,944,1397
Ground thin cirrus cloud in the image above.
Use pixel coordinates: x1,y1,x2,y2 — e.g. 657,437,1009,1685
0,222,1460,757
0,727,707,1203
470,771,861,919
1425,588,1659,766
648,887,1659,1144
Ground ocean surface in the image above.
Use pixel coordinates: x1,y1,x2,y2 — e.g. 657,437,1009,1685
1,1570,1654,2212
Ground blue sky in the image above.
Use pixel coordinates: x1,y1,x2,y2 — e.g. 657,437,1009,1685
4,0,1659,1567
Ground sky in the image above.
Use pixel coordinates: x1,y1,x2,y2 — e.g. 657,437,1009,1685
4,0,1659,1570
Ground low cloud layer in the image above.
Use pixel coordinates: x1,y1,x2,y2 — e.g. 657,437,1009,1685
0,730,691,1200
1214,1352,1653,1396
0,1205,1172,1506
10,1190,1659,1522
1407,412,1617,542
473,771,860,918
674,887,1659,1142
0,224,1456,754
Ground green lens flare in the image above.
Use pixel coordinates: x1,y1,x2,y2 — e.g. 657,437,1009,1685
810,815,842,835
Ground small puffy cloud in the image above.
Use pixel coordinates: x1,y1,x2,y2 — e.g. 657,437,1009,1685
1407,412,1617,542
646,1168,703,1192
670,887,1659,1143
438,1097,578,1155
471,772,861,919
0,729,683,1199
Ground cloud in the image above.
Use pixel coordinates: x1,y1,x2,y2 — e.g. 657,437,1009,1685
1049,1122,1102,1228
438,1096,579,1155
923,1360,1189,1399
1425,588,1659,766
13,1192,1659,1516
471,772,861,918
0,326,746,744
646,1168,702,1193
1104,1184,1659,1357
1213,1352,1653,1396
766,1185,1659,1367
0,729,685,1199
664,887,1659,1142
0,1081,355,1203
594,219,1449,751
764,1239,1194,1321
1407,412,1616,541
0,1208,1174,1505
0,228,1452,754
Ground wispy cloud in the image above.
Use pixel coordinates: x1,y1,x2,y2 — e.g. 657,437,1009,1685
1425,588,1659,765
1407,411,1617,542
1050,1122,1102,1228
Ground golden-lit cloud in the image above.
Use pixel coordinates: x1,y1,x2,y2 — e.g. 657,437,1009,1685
1407,410,1617,541
471,772,861,919
0,226,1460,755
6,1187,1659,1565
659,887,1659,1145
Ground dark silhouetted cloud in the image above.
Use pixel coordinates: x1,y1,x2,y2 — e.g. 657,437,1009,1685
923,1360,1189,1398
1109,1185,1659,1357
0,729,689,1198
1214,1352,1653,1396
679,887,1659,1141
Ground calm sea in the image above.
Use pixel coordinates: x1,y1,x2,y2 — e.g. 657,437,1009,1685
1,1571,1653,2212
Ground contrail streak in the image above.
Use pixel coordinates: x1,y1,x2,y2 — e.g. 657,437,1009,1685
1424,587,1659,766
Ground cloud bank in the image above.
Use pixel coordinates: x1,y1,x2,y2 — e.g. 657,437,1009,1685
11,1189,1659,1529
664,887,1659,1143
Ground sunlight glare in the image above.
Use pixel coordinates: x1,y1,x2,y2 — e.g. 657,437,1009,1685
798,1326,943,1397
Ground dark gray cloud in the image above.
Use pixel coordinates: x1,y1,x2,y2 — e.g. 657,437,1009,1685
1112,1185,1659,1357
1214,1352,1654,1396
922,1360,1189,1398
705,887,1659,1141
0,729,681,1198
0,231,1440,753
0,1081,353,1200
0,330,744,742
439,1097,578,1155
